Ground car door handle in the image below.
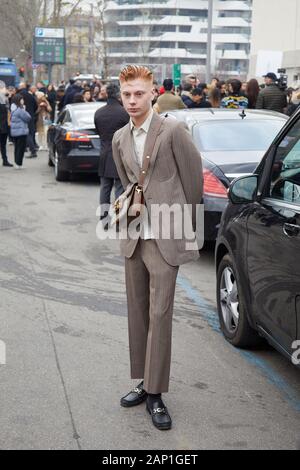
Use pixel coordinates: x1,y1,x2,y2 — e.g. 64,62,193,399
283,223,300,237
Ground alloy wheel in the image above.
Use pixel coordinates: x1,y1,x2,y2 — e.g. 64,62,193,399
54,156,59,178
220,267,239,333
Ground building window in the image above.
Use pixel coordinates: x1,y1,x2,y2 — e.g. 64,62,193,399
179,26,191,33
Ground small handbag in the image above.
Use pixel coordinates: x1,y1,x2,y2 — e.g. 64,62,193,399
111,117,165,226
111,158,149,225
111,183,138,225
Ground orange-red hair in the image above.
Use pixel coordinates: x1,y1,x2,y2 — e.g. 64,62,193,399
119,65,153,83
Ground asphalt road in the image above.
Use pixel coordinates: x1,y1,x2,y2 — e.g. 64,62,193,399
0,149,299,450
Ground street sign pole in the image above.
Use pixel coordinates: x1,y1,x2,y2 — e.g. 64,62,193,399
48,63,52,84
33,68,37,84
172,63,181,88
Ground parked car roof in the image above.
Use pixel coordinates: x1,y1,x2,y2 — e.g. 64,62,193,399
62,102,106,129
65,102,106,111
165,108,288,126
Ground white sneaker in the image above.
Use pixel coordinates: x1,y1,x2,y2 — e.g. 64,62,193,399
14,165,22,170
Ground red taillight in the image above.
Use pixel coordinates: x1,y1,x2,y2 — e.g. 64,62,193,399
203,168,228,198
65,131,91,142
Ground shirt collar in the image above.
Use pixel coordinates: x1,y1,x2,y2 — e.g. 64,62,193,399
130,109,153,133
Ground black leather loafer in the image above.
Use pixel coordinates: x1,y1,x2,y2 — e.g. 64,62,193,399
120,382,148,408
146,398,172,430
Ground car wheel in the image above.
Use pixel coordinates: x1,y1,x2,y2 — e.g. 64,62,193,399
48,156,54,167
54,158,69,182
48,146,55,167
217,254,260,348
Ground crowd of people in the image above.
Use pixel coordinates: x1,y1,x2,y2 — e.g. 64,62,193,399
0,77,109,169
0,71,300,170
152,72,300,116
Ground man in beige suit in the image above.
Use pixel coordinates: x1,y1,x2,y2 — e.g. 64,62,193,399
112,65,203,431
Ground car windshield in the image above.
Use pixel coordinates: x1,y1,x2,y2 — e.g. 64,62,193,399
193,120,285,152
72,105,104,127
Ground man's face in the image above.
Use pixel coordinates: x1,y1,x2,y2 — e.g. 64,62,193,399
187,76,197,88
192,93,202,104
241,82,247,92
120,79,155,121
100,86,107,99
265,77,273,86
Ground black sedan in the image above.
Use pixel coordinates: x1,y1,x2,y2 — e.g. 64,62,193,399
166,109,288,240
216,107,300,366
47,102,106,181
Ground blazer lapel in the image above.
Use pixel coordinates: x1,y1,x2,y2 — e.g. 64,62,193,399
119,113,165,187
143,113,165,191
120,123,140,181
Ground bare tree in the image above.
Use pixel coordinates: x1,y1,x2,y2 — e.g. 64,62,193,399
47,0,84,27
91,1,165,79
0,1,42,61
93,0,110,79
0,0,84,79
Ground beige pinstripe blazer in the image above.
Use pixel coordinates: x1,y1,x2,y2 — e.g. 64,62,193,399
112,112,203,266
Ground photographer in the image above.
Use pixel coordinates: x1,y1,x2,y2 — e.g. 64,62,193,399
256,72,287,114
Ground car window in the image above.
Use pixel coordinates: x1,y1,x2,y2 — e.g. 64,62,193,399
268,118,300,205
70,103,106,128
192,120,285,152
56,111,66,125
62,111,71,125
72,109,95,127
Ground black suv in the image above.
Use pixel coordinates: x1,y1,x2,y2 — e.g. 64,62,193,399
216,108,300,366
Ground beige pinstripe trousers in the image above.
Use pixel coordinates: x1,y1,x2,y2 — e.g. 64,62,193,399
125,239,179,394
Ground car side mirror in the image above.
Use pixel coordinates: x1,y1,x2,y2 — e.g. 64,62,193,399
229,175,258,204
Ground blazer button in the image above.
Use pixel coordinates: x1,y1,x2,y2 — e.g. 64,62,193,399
146,156,150,159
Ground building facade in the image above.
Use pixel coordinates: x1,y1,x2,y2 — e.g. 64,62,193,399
249,0,300,87
104,0,253,81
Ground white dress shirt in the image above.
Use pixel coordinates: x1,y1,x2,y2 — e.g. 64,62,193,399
130,109,154,167
130,109,154,239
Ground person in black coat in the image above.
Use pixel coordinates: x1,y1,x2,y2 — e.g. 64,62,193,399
46,84,57,122
0,82,13,166
187,87,212,108
180,81,194,106
18,83,38,157
94,83,130,225
63,81,83,106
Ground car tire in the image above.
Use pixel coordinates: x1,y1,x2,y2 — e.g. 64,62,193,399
217,254,261,348
54,158,69,182
48,156,54,167
48,145,55,167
